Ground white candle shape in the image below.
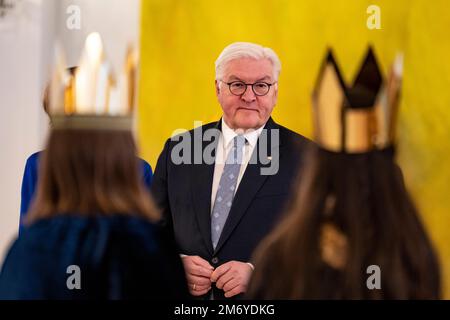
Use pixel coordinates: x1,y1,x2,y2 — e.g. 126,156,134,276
75,32,104,114
95,62,110,114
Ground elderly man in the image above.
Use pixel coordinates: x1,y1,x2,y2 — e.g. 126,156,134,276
151,42,310,299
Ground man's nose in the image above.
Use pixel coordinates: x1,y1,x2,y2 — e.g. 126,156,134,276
241,85,256,102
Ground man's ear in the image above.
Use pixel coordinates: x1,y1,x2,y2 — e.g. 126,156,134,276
273,83,278,103
215,80,220,96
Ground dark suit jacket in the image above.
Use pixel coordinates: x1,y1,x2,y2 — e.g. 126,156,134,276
151,117,311,299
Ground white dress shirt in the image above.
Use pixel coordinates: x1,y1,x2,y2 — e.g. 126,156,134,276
180,119,263,272
210,118,265,213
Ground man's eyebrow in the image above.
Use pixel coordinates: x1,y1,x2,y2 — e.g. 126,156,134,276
227,75,243,81
227,75,272,82
256,76,272,81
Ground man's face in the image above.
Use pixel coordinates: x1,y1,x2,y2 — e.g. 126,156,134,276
216,58,278,130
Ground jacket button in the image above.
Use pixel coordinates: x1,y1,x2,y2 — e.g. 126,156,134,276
211,257,219,264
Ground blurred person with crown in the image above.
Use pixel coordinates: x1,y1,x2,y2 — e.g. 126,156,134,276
247,48,441,299
18,57,153,237
0,33,188,299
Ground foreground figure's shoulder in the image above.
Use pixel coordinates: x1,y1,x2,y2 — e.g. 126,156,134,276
24,151,42,169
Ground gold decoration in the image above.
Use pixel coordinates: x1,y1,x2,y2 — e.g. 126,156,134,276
320,223,348,270
312,47,403,153
48,32,138,130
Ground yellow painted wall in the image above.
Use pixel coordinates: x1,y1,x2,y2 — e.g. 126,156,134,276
138,0,450,298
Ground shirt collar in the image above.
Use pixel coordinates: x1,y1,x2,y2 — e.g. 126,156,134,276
221,118,266,148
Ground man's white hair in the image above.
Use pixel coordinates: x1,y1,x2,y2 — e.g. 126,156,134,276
215,42,281,81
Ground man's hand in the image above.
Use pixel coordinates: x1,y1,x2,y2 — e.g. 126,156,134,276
210,261,253,298
181,255,214,296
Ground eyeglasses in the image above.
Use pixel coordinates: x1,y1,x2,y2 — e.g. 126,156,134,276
220,80,276,96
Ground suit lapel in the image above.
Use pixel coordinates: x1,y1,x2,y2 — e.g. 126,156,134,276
191,120,221,255
214,118,281,254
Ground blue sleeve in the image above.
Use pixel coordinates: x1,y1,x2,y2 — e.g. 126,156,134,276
20,153,40,235
0,239,48,299
139,158,153,190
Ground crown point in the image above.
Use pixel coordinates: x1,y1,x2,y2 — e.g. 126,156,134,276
393,53,404,77
325,48,337,64
312,46,402,154
85,32,104,65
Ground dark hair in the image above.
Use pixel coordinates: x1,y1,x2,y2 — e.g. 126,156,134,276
26,129,159,223
248,146,441,299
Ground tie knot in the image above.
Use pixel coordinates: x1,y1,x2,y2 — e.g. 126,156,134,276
226,135,245,165
234,135,246,150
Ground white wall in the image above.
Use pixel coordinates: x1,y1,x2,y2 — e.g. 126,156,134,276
0,0,52,261
0,0,141,262
57,0,141,71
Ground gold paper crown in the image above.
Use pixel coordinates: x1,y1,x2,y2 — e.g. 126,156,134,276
49,32,138,130
312,47,403,153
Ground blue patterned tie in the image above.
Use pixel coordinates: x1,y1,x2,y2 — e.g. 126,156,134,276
211,135,246,249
